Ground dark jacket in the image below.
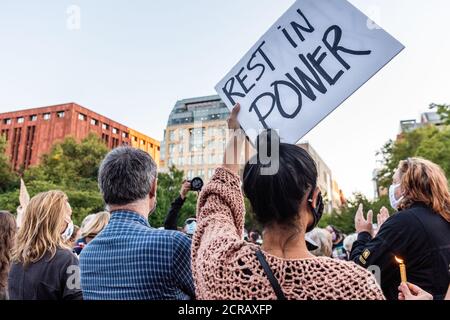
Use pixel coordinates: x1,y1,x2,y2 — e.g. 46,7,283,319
8,248,83,300
164,195,185,230
350,203,450,300
73,237,88,255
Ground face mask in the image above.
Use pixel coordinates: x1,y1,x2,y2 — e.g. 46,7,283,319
307,190,324,233
389,183,404,210
185,220,197,236
62,221,74,241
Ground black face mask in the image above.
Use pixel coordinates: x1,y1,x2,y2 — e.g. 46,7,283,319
306,189,324,233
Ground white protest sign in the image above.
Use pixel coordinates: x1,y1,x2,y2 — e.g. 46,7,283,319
215,0,404,144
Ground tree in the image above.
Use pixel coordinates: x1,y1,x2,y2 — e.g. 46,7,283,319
0,135,18,192
319,193,390,234
431,103,450,125
376,125,450,189
0,134,109,225
25,133,108,189
150,166,198,228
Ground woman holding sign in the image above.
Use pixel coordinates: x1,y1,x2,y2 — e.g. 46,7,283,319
191,104,384,300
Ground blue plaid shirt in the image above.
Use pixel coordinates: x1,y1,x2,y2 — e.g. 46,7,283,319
79,210,195,300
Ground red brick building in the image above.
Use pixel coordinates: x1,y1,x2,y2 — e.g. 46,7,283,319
0,103,160,170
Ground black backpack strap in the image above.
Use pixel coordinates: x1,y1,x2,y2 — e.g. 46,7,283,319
255,249,287,300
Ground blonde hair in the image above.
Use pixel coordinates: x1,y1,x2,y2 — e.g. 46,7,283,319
0,211,16,295
398,157,450,222
12,190,71,266
81,211,110,239
308,228,333,257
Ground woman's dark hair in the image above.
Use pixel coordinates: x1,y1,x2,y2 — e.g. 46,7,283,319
243,130,318,227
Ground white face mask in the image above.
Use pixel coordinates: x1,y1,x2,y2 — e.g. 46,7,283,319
184,220,197,236
389,183,404,210
62,221,74,241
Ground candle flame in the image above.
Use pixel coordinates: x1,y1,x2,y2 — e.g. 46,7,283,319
395,256,404,264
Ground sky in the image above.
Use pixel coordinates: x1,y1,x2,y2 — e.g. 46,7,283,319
0,0,449,198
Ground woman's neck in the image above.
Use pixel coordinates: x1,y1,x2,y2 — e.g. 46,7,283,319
261,224,314,259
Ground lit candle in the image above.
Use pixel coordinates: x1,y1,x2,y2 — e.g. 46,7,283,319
395,256,407,283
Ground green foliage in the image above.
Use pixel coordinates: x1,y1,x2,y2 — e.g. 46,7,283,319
319,194,390,234
0,134,108,225
376,125,450,189
432,103,450,125
0,135,18,192
25,133,108,189
0,189,20,213
149,166,198,228
243,197,260,232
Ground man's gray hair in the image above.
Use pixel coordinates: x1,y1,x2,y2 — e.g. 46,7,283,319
98,146,157,205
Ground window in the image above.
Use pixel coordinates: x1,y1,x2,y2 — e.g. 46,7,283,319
208,153,216,165
208,168,215,178
57,111,65,118
133,136,138,142
90,118,99,126
187,170,194,180
102,123,110,130
178,144,183,153
101,133,109,146
17,117,24,124
43,113,51,120
157,146,160,151
150,143,153,148
141,140,145,145
189,127,205,151
122,132,129,138
29,115,37,121
3,118,11,125
112,128,118,134
169,130,175,141
207,127,216,137
112,137,119,148
78,113,86,121
198,169,204,178
169,144,175,155
1,129,9,141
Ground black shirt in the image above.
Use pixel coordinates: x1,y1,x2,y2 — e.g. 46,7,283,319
164,195,185,230
8,248,83,300
350,203,450,300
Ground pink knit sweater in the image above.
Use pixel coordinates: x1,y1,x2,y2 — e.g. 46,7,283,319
192,167,385,300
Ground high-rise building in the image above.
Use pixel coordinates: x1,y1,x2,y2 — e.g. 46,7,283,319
297,143,335,213
161,95,340,213
399,111,444,133
160,95,231,180
0,102,160,170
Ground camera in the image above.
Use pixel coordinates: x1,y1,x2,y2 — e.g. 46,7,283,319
189,177,204,192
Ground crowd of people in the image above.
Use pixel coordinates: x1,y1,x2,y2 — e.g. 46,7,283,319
0,103,449,300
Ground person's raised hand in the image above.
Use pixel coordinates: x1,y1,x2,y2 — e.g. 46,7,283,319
398,282,433,300
180,180,191,199
223,103,245,175
227,103,240,130
354,204,373,235
376,206,390,232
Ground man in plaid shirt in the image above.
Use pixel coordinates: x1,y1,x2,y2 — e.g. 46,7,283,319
80,147,195,300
